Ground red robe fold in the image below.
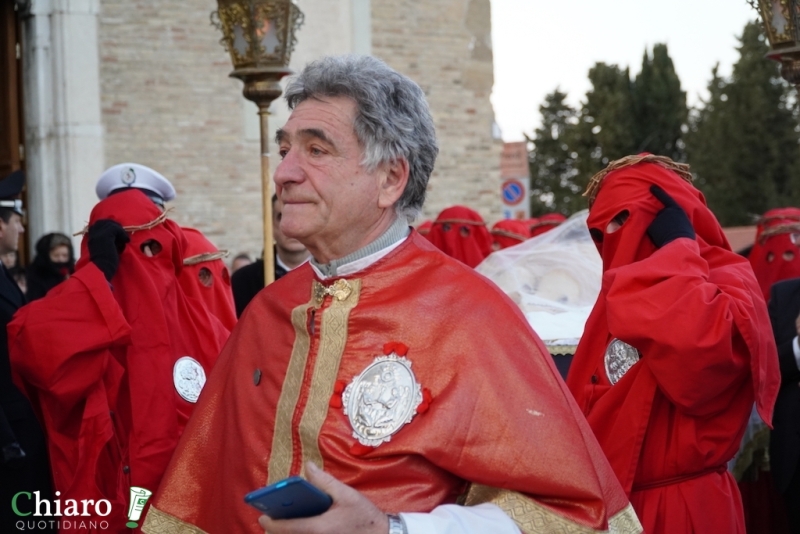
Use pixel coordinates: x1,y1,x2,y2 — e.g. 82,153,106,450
10,190,230,533
145,232,634,534
567,160,780,534
179,227,237,331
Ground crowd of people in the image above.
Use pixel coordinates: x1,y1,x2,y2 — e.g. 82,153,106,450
0,54,795,534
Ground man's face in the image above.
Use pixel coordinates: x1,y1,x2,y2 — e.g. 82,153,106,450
274,96,401,260
0,213,24,255
272,197,308,254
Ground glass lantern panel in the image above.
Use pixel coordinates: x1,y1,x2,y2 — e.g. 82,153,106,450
233,23,249,57
257,18,280,55
772,0,790,37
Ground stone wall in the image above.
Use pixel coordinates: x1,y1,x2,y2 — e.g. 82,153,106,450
371,0,502,223
98,0,500,260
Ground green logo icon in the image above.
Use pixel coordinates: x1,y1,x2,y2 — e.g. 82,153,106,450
126,487,153,529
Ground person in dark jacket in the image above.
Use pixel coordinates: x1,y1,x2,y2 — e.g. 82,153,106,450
768,277,800,534
0,171,54,533
25,232,75,301
231,194,309,316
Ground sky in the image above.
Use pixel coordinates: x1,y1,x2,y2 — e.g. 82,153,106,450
491,0,758,141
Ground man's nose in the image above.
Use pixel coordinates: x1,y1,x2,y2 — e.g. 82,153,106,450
273,150,303,187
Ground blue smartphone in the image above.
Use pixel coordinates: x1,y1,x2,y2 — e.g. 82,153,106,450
244,476,333,520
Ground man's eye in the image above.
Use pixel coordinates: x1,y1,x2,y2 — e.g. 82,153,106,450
278,148,288,159
589,228,604,243
310,147,324,156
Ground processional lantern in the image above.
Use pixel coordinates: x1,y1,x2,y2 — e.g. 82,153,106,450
211,0,304,285
749,0,800,86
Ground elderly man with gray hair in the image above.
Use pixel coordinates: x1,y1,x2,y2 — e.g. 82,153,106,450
144,55,639,534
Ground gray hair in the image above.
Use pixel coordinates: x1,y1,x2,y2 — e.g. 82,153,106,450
283,55,438,222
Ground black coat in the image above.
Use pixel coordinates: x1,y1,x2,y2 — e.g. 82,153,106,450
0,265,54,531
26,233,75,302
768,277,800,495
231,256,288,317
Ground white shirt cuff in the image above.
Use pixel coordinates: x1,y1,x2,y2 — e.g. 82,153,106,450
401,503,520,534
793,336,800,371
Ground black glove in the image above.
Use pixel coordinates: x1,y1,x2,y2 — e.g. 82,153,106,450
2,442,26,463
647,185,695,248
88,219,130,282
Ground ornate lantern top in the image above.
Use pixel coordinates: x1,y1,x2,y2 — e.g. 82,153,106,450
749,0,800,84
211,0,304,78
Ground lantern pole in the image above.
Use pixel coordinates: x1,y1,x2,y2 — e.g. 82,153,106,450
239,70,290,286
749,0,800,88
211,1,304,286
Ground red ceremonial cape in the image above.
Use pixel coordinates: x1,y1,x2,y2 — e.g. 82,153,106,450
748,207,800,301
566,160,780,534
179,227,237,331
491,219,530,249
10,190,229,533
144,232,637,534
427,206,493,267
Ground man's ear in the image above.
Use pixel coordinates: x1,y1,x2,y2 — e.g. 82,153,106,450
378,158,410,209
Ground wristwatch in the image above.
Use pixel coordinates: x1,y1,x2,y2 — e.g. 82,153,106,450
387,513,407,534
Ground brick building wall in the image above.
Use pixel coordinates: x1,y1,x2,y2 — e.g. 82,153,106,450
372,0,502,224
98,0,501,259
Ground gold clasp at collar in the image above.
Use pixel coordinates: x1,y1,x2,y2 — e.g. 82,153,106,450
313,279,353,304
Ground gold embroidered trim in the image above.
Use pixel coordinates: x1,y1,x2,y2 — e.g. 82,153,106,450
141,506,209,534
299,279,362,469
267,292,316,484
183,250,229,265
465,485,642,534
583,154,693,208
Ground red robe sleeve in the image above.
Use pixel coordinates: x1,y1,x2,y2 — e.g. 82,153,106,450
603,238,754,417
9,263,132,511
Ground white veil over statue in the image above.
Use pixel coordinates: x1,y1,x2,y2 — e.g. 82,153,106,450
476,210,601,352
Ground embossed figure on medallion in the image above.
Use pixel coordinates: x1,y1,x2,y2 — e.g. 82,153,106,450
604,339,641,385
343,354,423,447
173,356,207,403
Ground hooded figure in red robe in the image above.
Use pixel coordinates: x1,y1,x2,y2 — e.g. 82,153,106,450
529,213,566,237
427,206,492,267
490,219,530,250
9,189,229,533
748,207,800,302
179,227,237,331
566,154,780,534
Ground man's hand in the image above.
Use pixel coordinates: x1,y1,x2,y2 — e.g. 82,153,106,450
88,219,130,282
259,462,388,534
647,185,695,248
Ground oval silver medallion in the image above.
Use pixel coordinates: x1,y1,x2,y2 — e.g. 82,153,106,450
342,354,423,447
604,339,640,385
173,356,206,403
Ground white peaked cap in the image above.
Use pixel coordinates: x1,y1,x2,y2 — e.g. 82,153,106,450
95,163,176,202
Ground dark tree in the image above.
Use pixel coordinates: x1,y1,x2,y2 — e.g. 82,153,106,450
526,89,582,215
686,22,800,226
633,44,688,161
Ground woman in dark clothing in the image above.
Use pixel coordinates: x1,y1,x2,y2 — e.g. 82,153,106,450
26,232,74,301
